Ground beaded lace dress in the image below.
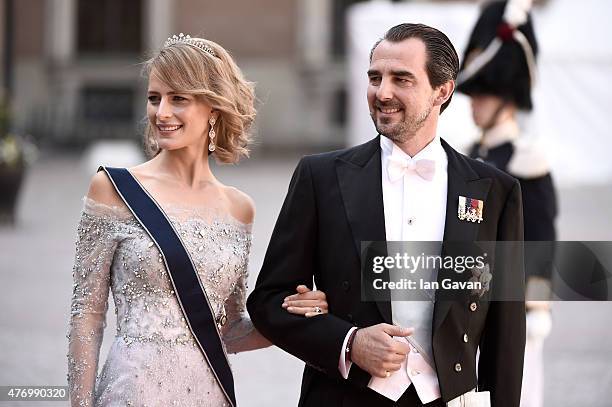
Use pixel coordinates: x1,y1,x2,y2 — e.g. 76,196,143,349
67,197,259,406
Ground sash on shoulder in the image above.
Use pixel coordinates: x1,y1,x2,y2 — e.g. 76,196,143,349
99,166,237,407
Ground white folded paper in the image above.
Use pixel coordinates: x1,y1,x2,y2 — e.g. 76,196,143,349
447,389,491,407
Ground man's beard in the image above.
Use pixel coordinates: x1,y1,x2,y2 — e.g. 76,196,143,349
372,99,434,144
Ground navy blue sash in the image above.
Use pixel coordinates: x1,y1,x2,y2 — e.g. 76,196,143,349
99,166,236,407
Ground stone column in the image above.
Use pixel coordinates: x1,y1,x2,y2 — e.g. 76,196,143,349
145,0,173,52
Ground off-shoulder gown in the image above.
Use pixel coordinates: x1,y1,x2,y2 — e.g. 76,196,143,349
67,197,262,406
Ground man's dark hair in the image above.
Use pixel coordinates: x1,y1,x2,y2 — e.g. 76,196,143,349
370,23,460,114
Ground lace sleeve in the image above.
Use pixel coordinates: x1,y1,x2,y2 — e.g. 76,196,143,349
67,202,119,406
222,272,271,354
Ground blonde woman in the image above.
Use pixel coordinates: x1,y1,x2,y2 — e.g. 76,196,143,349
67,35,328,407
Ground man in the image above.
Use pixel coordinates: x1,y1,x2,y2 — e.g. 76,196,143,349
456,2,557,406
248,23,525,407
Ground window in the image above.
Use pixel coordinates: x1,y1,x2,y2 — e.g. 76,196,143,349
77,0,142,55
80,86,135,122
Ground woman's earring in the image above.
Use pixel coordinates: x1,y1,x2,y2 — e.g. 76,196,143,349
208,117,216,152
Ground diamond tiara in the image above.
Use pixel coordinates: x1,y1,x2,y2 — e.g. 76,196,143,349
164,33,217,58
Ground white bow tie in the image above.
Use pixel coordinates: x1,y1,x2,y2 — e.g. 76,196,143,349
387,156,436,182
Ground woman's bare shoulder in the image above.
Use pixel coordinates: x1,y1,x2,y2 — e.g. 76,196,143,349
222,186,255,225
86,171,125,207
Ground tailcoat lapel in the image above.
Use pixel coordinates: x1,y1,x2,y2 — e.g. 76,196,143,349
335,136,392,323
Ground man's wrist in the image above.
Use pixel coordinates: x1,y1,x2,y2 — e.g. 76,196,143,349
345,328,359,362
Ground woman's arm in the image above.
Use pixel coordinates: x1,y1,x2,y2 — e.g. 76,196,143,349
67,173,122,406
223,281,329,353
222,272,271,354
221,184,329,353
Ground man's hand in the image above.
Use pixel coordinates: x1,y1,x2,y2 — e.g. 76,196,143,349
351,324,413,378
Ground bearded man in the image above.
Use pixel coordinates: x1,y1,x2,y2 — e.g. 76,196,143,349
248,23,525,407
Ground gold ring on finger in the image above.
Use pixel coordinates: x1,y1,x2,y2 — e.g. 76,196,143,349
385,371,390,378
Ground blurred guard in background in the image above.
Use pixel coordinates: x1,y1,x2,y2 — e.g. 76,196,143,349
456,1,556,407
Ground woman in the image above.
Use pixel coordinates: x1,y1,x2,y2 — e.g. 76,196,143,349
67,34,329,407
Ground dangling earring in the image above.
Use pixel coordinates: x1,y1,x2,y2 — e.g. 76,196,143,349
208,117,216,152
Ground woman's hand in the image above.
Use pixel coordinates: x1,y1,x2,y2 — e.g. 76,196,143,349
282,285,328,317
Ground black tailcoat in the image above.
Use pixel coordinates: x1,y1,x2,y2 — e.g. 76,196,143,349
247,137,525,407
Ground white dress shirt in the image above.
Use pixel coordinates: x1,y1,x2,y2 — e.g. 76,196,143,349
339,135,448,403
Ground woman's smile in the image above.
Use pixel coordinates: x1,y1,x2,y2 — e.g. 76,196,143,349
156,123,183,135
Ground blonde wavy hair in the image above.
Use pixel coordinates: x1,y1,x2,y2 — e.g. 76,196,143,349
142,37,256,163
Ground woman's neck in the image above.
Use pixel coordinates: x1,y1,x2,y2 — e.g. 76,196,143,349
153,147,217,189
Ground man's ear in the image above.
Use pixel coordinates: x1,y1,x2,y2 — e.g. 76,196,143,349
434,80,455,108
